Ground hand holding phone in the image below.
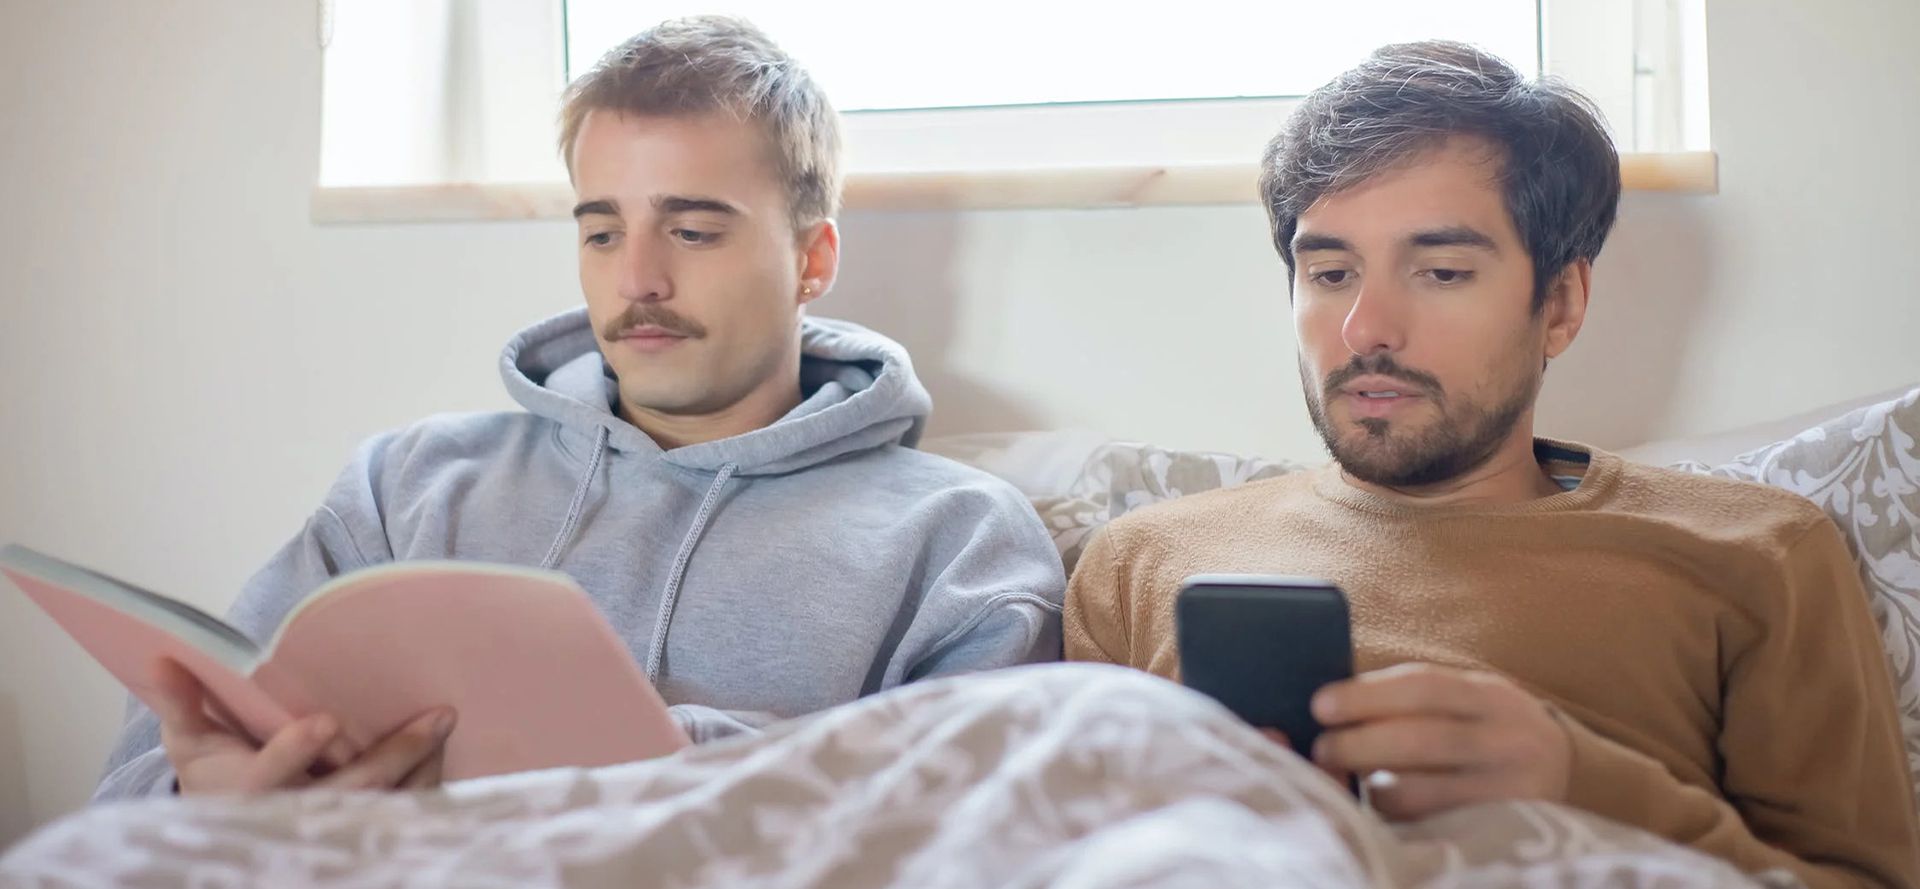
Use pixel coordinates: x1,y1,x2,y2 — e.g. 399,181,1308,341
1175,574,1353,761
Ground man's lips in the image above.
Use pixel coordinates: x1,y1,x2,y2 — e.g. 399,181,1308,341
1334,375,1427,419
612,325,693,352
1335,375,1425,398
615,324,688,339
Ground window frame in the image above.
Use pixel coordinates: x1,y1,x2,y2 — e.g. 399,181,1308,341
312,0,1715,224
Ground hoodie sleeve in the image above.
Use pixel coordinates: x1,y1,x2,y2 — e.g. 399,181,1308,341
667,704,782,745
92,436,396,802
887,480,1066,686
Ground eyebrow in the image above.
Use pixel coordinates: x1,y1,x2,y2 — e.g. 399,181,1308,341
1408,225,1499,253
655,195,741,216
1293,226,1502,256
1292,233,1351,254
572,199,617,219
570,195,744,220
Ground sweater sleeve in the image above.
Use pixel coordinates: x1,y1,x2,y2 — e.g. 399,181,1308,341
1559,518,1919,889
1063,527,1131,667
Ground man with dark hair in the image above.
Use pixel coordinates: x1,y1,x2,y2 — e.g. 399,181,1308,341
1066,42,1919,888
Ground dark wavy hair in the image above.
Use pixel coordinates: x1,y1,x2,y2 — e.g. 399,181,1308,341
1259,41,1621,311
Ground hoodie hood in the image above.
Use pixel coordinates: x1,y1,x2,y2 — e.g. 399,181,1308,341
500,307,931,476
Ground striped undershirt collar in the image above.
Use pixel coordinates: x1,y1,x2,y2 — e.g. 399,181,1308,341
1537,440,1593,492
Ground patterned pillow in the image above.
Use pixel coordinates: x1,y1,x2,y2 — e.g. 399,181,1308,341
1678,387,1920,801
1033,443,1302,573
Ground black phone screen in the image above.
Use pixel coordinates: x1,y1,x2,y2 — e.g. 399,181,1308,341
1175,574,1353,762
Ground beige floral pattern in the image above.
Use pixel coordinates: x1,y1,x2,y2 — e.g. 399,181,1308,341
0,665,1765,888
1675,387,1920,800
1035,443,1303,573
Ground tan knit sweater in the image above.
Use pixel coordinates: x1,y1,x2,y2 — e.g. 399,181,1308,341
1064,441,1919,888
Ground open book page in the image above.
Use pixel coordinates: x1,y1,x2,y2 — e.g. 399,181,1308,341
3,546,691,780
0,544,298,744
0,545,258,670
256,562,691,779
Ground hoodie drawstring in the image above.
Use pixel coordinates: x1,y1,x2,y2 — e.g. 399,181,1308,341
645,461,737,684
539,427,609,571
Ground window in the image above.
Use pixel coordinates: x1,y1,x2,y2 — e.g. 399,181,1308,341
315,0,1712,220
564,1,1545,111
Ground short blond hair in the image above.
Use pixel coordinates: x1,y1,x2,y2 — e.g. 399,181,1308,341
558,16,843,226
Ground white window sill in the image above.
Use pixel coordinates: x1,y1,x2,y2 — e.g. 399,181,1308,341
310,152,1717,224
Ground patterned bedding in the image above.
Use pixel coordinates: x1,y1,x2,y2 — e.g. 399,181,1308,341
1,665,1784,889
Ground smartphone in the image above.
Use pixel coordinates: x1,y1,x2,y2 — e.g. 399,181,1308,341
1175,574,1353,761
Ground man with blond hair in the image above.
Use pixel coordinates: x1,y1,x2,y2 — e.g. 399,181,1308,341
94,16,1064,800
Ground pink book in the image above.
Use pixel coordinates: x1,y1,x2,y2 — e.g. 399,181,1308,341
0,544,689,782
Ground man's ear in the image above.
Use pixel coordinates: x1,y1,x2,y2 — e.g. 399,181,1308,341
1542,259,1591,361
796,218,840,306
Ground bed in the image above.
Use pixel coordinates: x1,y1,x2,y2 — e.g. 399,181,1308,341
3,385,1915,888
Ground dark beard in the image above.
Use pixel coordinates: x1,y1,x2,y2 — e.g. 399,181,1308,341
1301,353,1536,489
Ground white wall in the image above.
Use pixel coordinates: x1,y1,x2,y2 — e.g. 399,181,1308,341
2,0,1916,845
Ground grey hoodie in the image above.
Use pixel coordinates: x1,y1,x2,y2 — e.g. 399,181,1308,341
95,308,1065,800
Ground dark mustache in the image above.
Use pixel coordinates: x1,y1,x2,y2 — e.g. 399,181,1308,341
600,304,708,341
1324,353,1445,397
